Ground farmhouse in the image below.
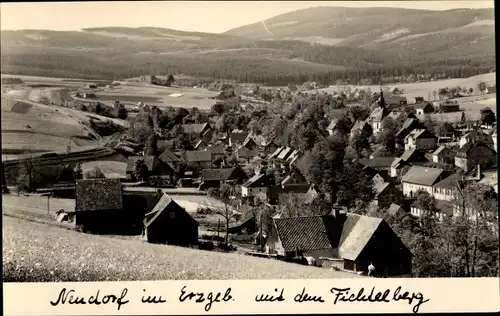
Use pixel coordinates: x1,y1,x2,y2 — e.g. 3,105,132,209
75,179,124,233
396,118,426,142
125,156,174,181
455,142,497,172
402,166,445,197
199,166,249,190
265,211,412,277
143,193,199,246
404,129,437,151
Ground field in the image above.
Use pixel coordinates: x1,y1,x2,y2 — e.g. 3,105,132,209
2,195,361,281
313,73,496,100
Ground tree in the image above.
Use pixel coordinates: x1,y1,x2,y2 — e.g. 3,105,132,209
17,151,36,192
377,117,399,155
349,129,370,157
117,103,128,119
480,107,496,126
166,74,175,87
145,134,159,156
468,87,474,94
477,81,487,94
82,166,105,179
133,159,149,182
215,183,240,246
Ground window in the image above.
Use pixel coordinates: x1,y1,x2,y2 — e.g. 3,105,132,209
170,212,175,219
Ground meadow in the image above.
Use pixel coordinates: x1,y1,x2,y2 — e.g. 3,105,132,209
2,213,361,282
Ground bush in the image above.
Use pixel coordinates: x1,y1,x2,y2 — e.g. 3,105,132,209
207,188,219,198
196,206,214,215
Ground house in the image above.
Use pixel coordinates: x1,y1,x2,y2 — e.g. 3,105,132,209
82,92,96,99
386,95,407,106
350,120,372,137
384,203,408,224
327,118,339,135
181,123,212,140
367,107,390,135
432,173,461,201
269,146,284,160
205,144,226,162
241,173,269,198
265,211,412,277
229,131,250,148
459,130,494,148
227,213,257,234
432,146,454,164
359,157,395,179
401,166,445,197
236,147,258,162
373,181,395,209
404,129,437,151
277,147,294,161
263,141,280,156
75,179,124,233
390,148,430,178
158,149,182,173
125,156,175,181
485,85,496,94
242,136,258,150
280,168,308,190
410,200,453,222
199,167,249,190
455,142,497,172
439,100,460,113
396,118,426,142
185,151,213,169
143,193,198,246
384,111,406,126
412,102,434,115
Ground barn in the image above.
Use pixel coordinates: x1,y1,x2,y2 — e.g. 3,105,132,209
143,193,199,246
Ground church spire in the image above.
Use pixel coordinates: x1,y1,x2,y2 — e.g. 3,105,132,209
379,86,386,109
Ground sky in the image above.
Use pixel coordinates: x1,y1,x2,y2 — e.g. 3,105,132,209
0,1,494,33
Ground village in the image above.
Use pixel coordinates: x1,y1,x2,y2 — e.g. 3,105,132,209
2,73,498,280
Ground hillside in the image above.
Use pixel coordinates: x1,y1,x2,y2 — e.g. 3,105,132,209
224,7,495,60
2,215,361,281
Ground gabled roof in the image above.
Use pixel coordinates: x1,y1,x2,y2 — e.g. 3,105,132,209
351,120,369,132
269,147,284,159
185,151,212,162
338,214,384,261
327,118,339,131
359,157,396,169
412,102,433,109
286,149,300,162
237,147,258,158
273,216,333,252
387,204,405,216
433,145,449,156
194,139,207,150
401,166,444,186
277,147,293,160
75,179,123,212
374,182,390,196
281,169,308,186
144,193,197,227
386,111,404,121
368,107,389,122
242,173,267,188
159,149,182,163
242,136,257,148
126,156,159,173
433,173,461,190
229,132,249,144
181,123,209,135
406,129,436,140
396,118,424,138
202,168,237,182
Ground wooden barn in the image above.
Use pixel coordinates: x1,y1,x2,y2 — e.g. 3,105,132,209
265,210,412,277
143,193,199,246
75,179,124,234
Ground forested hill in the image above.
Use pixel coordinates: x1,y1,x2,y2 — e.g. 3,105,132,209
1,6,495,85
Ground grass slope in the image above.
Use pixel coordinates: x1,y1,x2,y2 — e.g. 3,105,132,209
2,215,361,281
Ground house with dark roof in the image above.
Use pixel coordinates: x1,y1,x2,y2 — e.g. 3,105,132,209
227,213,257,235
404,129,437,151
241,173,268,197
390,148,430,178
396,118,426,143
236,147,259,163
199,166,249,190
159,149,182,164
432,146,454,164
265,212,412,277
373,181,396,209
229,132,250,148
412,102,434,115
126,156,175,181
402,166,446,198
359,157,395,179
455,142,497,172
143,193,198,246
181,123,211,139
185,151,213,169
75,179,124,233
350,120,372,138
279,168,309,195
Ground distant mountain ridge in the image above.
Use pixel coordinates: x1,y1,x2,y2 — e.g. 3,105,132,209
0,7,495,85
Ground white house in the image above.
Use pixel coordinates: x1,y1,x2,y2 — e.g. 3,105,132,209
401,166,445,198
459,130,494,148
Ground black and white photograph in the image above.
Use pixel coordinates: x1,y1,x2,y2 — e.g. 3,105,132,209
1,0,498,284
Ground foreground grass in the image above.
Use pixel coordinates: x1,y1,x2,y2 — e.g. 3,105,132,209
3,216,362,282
